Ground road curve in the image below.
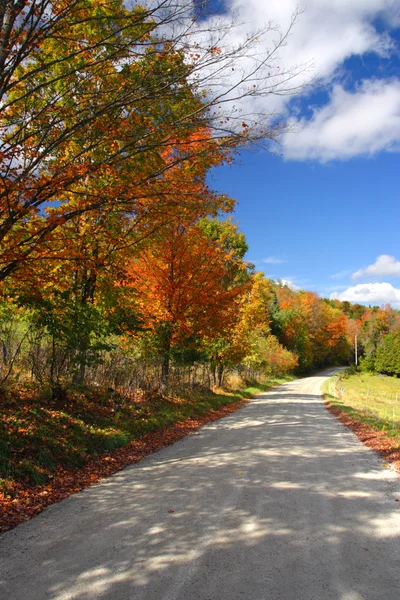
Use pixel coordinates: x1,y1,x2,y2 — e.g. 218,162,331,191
1,368,400,600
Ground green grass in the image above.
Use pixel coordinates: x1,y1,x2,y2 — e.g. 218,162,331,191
0,376,291,488
242,376,294,398
324,370,400,437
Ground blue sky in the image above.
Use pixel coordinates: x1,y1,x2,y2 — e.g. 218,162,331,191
203,0,400,306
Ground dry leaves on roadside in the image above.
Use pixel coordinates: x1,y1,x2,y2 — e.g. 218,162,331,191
325,400,400,475
0,399,248,533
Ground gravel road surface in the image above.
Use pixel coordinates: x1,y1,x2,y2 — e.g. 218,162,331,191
1,368,399,600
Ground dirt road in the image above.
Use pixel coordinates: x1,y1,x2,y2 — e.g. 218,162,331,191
1,369,399,599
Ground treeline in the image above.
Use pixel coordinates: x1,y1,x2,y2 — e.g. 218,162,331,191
0,253,355,393
354,306,400,376
324,299,400,376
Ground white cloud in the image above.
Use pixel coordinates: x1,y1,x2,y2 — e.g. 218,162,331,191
216,2,400,161
223,0,397,83
330,282,400,306
280,278,300,291
157,1,400,151
283,79,400,161
263,256,287,264
352,255,400,279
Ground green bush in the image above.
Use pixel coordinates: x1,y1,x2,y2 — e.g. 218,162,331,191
375,333,400,376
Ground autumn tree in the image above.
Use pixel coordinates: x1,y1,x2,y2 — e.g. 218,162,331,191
5,208,138,387
219,274,297,380
0,1,202,279
198,217,254,385
123,217,247,391
243,333,298,377
275,286,351,371
2,109,235,389
0,0,309,280
357,306,400,370
275,285,312,370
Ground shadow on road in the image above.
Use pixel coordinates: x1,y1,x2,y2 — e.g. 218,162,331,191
1,384,399,600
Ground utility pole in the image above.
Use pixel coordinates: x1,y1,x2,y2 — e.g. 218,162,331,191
355,332,358,366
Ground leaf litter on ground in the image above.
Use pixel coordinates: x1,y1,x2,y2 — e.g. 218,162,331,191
0,398,248,533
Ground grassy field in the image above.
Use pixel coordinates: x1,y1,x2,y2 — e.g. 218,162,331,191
324,370,400,435
0,376,291,493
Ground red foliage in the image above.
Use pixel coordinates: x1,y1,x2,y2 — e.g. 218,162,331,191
124,222,245,344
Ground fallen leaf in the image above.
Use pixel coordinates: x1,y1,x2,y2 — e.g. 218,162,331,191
168,509,174,513
238,472,243,476
0,398,248,533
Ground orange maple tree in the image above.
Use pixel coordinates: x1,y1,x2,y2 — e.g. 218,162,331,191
123,219,246,390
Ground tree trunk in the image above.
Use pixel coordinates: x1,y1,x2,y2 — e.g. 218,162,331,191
160,353,170,394
217,362,224,388
159,326,172,394
209,364,216,387
72,266,97,387
49,334,56,386
73,344,87,386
